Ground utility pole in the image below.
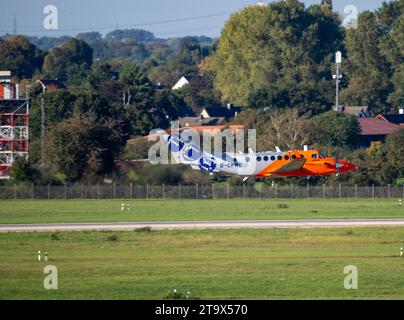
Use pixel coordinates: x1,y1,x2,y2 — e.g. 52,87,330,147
333,51,343,112
41,86,46,165
13,16,17,35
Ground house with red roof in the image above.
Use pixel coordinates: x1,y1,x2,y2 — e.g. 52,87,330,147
357,118,402,146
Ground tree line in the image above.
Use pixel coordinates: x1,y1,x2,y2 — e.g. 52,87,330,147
0,0,402,186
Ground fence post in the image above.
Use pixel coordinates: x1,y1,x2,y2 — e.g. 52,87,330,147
113,183,116,200
162,184,165,200
31,183,34,200
260,184,262,200
355,184,358,199
388,184,391,199
130,183,133,199
372,184,375,200
48,184,51,200
212,184,215,200
275,183,278,199
291,183,294,199
81,184,83,200
146,184,149,200
227,183,230,200
196,184,198,200
307,183,310,199
64,183,67,200
179,183,181,200
14,185,17,200
339,184,342,199
97,183,100,200
243,184,245,199
322,184,325,199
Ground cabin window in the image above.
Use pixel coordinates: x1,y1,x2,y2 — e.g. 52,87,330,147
284,155,290,160
245,157,250,162
311,154,318,159
270,156,276,161
257,156,262,162
277,155,283,160
263,156,269,161
292,155,297,160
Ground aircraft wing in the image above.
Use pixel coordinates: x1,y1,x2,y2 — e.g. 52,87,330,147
274,158,307,173
261,158,307,177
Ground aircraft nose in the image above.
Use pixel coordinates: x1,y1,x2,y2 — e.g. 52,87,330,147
337,160,357,172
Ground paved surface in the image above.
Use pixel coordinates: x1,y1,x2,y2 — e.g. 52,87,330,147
2,219,404,232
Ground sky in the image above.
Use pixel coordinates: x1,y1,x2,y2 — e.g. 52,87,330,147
0,0,391,38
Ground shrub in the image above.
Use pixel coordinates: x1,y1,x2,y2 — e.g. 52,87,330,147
135,227,152,233
51,233,60,240
106,234,118,241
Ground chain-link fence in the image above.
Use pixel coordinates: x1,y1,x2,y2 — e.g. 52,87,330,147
0,184,403,200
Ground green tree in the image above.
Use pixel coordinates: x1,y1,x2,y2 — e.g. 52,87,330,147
120,63,178,134
10,158,35,183
306,111,360,148
30,90,75,139
361,142,397,185
342,11,392,114
385,129,404,179
376,0,404,32
174,72,221,112
380,13,404,108
76,32,102,42
120,63,156,135
0,35,43,78
211,0,344,114
86,63,117,89
105,29,156,42
44,113,127,180
42,38,93,84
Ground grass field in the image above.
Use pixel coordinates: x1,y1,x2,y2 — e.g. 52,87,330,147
1,228,404,299
0,199,403,224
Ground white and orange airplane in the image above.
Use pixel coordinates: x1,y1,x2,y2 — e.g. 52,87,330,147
162,134,356,180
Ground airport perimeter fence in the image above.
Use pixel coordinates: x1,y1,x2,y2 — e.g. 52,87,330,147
0,184,403,200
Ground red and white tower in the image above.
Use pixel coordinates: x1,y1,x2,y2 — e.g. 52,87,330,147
0,71,29,179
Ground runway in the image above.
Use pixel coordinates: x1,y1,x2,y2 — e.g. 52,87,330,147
2,219,404,232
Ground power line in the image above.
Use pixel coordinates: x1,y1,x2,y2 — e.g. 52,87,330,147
0,12,230,34
158,25,223,37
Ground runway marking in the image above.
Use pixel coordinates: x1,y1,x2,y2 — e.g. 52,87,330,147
2,219,404,232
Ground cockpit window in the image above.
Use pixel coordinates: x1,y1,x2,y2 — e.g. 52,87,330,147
319,154,328,158
311,154,318,159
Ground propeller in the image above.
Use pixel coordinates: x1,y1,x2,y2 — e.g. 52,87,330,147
334,159,344,177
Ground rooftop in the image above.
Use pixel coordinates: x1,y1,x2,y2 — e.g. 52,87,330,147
202,106,241,119
358,118,402,136
178,116,226,127
343,106,369,118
